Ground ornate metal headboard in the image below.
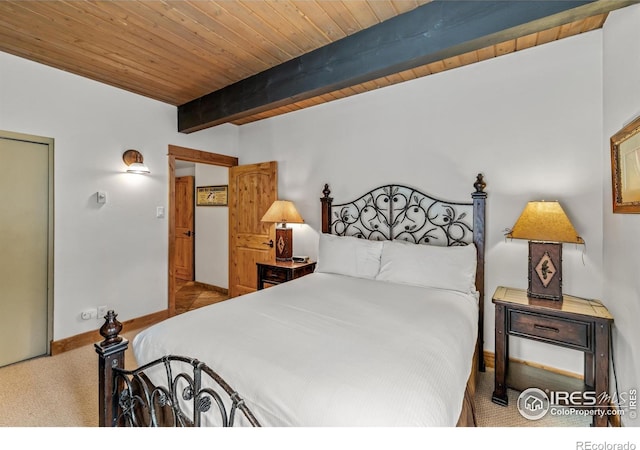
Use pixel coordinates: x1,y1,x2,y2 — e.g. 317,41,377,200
323,185,473,246
320,174,487,371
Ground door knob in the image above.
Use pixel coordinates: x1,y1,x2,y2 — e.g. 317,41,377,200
184,230,193,237
262,239,274,248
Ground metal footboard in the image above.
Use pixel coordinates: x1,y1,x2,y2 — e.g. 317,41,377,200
95,311,260,427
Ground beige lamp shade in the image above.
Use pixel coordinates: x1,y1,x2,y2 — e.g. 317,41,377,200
261,200,303,261
507,201,584,244
261,200,304,225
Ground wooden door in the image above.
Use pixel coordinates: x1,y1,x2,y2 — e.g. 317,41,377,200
175,175,195,281
229,161,277,297
0,132,52,367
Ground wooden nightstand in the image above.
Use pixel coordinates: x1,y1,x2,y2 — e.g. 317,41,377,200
256,260,316,290
491,286,614,427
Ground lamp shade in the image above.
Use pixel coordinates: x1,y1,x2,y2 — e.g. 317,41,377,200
507,201,584,244
261,200,304,225
126,162,150,174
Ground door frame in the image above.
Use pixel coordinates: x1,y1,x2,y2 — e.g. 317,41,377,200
167,145,238,317
0,130,54,355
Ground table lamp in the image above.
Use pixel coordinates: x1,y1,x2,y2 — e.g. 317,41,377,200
261,200,304,261
506,200,584,301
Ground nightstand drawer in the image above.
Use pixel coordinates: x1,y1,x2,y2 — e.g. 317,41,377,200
508,310,591,351
294,264,315,278
257,261,316,290
263,267,288,283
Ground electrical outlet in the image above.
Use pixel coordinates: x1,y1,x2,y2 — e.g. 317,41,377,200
97,305,108,320
81,309,97,320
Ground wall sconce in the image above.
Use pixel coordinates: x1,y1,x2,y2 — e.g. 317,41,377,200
261,200,304,261
122,149,150,174
506,200,584,301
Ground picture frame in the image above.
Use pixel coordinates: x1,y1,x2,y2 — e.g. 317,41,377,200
196,185,228,206
611,115,640,213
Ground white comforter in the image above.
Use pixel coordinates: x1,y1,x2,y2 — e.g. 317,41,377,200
132,272,479,427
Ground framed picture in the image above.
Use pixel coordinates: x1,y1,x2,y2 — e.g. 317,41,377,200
611,115,640,213
196,185,228,206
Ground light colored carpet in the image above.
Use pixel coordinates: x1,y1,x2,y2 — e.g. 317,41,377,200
0,329,139,427
474,367,590,427
0,330,589,427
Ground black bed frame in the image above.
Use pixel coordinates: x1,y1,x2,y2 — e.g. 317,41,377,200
96,173,487,427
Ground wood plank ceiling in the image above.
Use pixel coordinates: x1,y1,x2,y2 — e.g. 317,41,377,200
0,1,626,130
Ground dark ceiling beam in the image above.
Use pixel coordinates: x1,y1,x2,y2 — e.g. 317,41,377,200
178,0,631,133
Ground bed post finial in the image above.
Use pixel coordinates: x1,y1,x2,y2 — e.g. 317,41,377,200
474,173,486,194
322,183,331,199
320,184,333,234
98,310,123,347
95,310,129,426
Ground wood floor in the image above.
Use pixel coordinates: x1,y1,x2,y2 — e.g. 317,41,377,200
175,279,229,315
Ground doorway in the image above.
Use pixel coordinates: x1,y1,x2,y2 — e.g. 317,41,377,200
167,145,238,316
0,130,53,367
173,164,228,314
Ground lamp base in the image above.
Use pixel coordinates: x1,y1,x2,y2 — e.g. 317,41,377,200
527,241,563,301
275,227,293,261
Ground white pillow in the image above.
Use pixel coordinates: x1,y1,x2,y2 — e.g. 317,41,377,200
316,233,383,279
376,240,477,293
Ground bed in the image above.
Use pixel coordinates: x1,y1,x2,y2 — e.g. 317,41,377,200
95,174,487,427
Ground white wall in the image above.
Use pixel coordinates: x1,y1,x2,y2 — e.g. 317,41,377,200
175,166,196,177
239,31,605,375
194,164,229,289
603,3,640,427
0,51,239,340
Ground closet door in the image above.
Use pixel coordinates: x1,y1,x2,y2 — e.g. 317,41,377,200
0,132,52,367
